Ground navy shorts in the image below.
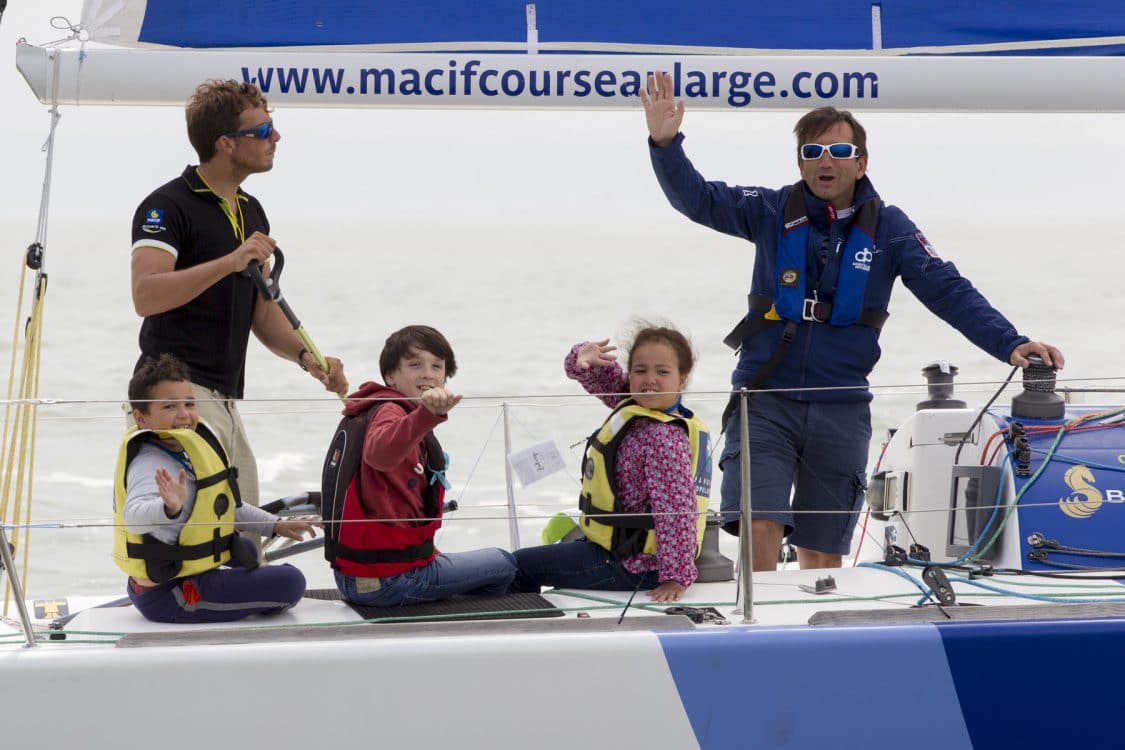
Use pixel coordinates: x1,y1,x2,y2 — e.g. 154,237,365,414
719,392,870,555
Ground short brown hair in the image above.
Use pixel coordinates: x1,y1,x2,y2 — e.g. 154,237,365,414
626,323,695,377
380,325,458,380
794,107,867,159
129,354,192,412
186,79,269,162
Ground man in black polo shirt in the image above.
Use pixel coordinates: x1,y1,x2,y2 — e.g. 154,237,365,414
130,79,347,508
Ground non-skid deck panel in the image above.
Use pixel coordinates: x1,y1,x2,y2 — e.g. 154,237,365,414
809,601,1125,625
115,613,693,647
304,589,565,623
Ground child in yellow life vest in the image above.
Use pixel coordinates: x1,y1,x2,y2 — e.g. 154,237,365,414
510,323,710,603
115,354,317,623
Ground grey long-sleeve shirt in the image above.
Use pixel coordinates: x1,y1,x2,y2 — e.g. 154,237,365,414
123,441,277,543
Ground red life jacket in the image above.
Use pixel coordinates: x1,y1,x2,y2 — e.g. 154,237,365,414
322,400,445,577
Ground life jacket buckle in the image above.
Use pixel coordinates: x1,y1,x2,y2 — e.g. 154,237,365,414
802,298,827,323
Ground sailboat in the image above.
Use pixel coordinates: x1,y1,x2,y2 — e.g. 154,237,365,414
5,2,1125,748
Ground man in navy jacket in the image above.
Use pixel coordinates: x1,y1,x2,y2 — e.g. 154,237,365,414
641,71,1063,571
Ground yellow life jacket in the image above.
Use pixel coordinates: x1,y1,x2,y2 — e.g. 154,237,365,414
112,422,243,583
577,400,711,559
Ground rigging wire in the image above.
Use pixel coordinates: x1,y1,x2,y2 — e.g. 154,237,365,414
0,75,61,615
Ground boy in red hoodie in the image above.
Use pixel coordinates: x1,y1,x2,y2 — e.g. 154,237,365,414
329,325,516,607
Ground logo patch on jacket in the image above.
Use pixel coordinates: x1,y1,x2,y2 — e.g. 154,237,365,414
914,231,938,258
779,268,800,287
141,208,166,234
852,247,873,272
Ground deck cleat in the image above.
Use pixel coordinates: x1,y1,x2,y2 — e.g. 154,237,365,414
884,545,908,566
910,543,932,562
968,563,995,578
799,575,837,595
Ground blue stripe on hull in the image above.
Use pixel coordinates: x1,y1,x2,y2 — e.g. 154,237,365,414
937,617,1125,748
660,617,1125,749
658,624,972,749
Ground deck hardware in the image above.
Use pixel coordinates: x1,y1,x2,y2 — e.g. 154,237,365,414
922,566,956,606
799,575,837,595
665,606,729,625
968,564,994,578
884,544,908,566
1013,435,1032,477
910,543,931,561
25,241,42,270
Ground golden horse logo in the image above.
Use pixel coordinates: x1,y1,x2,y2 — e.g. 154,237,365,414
1058,465,1103,519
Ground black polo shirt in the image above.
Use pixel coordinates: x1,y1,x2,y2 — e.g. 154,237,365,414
131,165,270,398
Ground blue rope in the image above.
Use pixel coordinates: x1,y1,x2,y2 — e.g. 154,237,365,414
947,575,1125,605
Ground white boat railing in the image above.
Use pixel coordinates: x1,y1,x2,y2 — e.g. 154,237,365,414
735,388,755,624
0,524,36,647
5,376,1125,642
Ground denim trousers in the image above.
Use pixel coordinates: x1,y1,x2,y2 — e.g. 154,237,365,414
510,540,658,593
334,547,518,608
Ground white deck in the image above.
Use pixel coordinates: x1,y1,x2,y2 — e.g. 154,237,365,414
5,563,1122,648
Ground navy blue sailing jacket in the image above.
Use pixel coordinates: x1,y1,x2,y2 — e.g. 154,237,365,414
650,134,1027,403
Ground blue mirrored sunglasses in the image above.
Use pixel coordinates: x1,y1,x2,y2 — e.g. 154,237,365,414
224,121,274,140
800,142,861,160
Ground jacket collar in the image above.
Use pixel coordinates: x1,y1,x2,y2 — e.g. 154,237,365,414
801,176,880,229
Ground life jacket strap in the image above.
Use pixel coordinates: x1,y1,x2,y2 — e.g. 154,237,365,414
719,318,798,431
333,538,435,564
579,494,656,529
194,466,236,491
723,294,887,351
126,530,236,563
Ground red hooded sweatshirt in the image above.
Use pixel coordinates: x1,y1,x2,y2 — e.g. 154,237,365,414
337,381,447,576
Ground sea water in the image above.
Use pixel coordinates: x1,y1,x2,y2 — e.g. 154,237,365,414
1,109,1122,598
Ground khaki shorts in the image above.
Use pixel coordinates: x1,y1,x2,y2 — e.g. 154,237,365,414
189,383,260,508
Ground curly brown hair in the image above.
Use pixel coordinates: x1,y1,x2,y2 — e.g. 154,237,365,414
128,353,192,413
626,322,695,377
186,79,269,162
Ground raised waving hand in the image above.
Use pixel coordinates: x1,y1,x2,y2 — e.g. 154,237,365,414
575,339,618,370
640,71,685,148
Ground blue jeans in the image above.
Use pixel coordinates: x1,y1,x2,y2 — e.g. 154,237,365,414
334,548,518,608
720,392,870,555
510,540,659,593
